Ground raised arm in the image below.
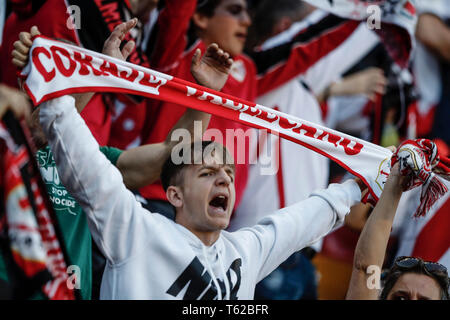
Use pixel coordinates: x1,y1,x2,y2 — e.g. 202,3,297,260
232,179,362,283
13,20,139,112
39,95,155,264
15,22,233,192
416,13,450,62
316,67,387,103
0,84,31,120
346,163,407,300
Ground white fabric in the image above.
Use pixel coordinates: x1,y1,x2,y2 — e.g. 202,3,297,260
412,42,442,116
39,95,362,299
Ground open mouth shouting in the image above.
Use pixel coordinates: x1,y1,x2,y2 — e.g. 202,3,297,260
208,193,229,215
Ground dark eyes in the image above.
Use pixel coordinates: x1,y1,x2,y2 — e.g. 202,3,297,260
200,172,214,177
227,5,245,16
199,171,234,182
392,295,408,300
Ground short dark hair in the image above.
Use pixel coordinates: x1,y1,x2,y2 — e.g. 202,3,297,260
196,0,223,17
247,0,307,47
380,258,449,300
187,0,223,46
160,140,234,192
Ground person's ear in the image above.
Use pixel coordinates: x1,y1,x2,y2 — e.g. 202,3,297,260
192,12,209,31
166,186,184,208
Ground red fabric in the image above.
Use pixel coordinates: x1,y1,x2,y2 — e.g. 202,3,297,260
320,226,361,264
80,94,112,146
0,0,110,145
0,0,79,88
412,196,450,262
108,97,147,149
407,101,437,138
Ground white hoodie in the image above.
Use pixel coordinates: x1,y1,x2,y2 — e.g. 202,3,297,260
40,95,361,300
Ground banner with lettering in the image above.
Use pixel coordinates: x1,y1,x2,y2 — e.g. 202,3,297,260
20,36,448,210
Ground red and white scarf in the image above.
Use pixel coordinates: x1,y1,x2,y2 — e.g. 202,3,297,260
392,139,450,217
21,36,449,214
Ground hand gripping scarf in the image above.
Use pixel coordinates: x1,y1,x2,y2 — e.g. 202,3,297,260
392,139,450,217
20,36,449,216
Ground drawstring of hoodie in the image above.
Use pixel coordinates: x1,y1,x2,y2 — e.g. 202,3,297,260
217,248,231,300
202,245,223,300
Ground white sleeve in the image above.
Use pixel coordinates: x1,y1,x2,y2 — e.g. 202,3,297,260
39,95,155,264
233,179,361,282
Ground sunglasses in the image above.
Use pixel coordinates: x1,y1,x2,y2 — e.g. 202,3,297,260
394,256,448,276
381,256,449,300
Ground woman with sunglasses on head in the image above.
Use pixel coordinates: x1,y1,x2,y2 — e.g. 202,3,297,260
346,161,449,300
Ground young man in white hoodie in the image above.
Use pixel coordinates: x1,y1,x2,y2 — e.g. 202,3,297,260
34,18,374,300
39,89,371,299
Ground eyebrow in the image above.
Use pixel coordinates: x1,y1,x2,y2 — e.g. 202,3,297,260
393,290,433,300
393,290,410,296
198,165,235,173
225,1,247,8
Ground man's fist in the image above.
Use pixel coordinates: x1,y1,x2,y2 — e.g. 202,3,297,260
12,26,41,68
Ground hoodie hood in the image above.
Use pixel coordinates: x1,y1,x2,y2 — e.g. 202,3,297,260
174,223,231,300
